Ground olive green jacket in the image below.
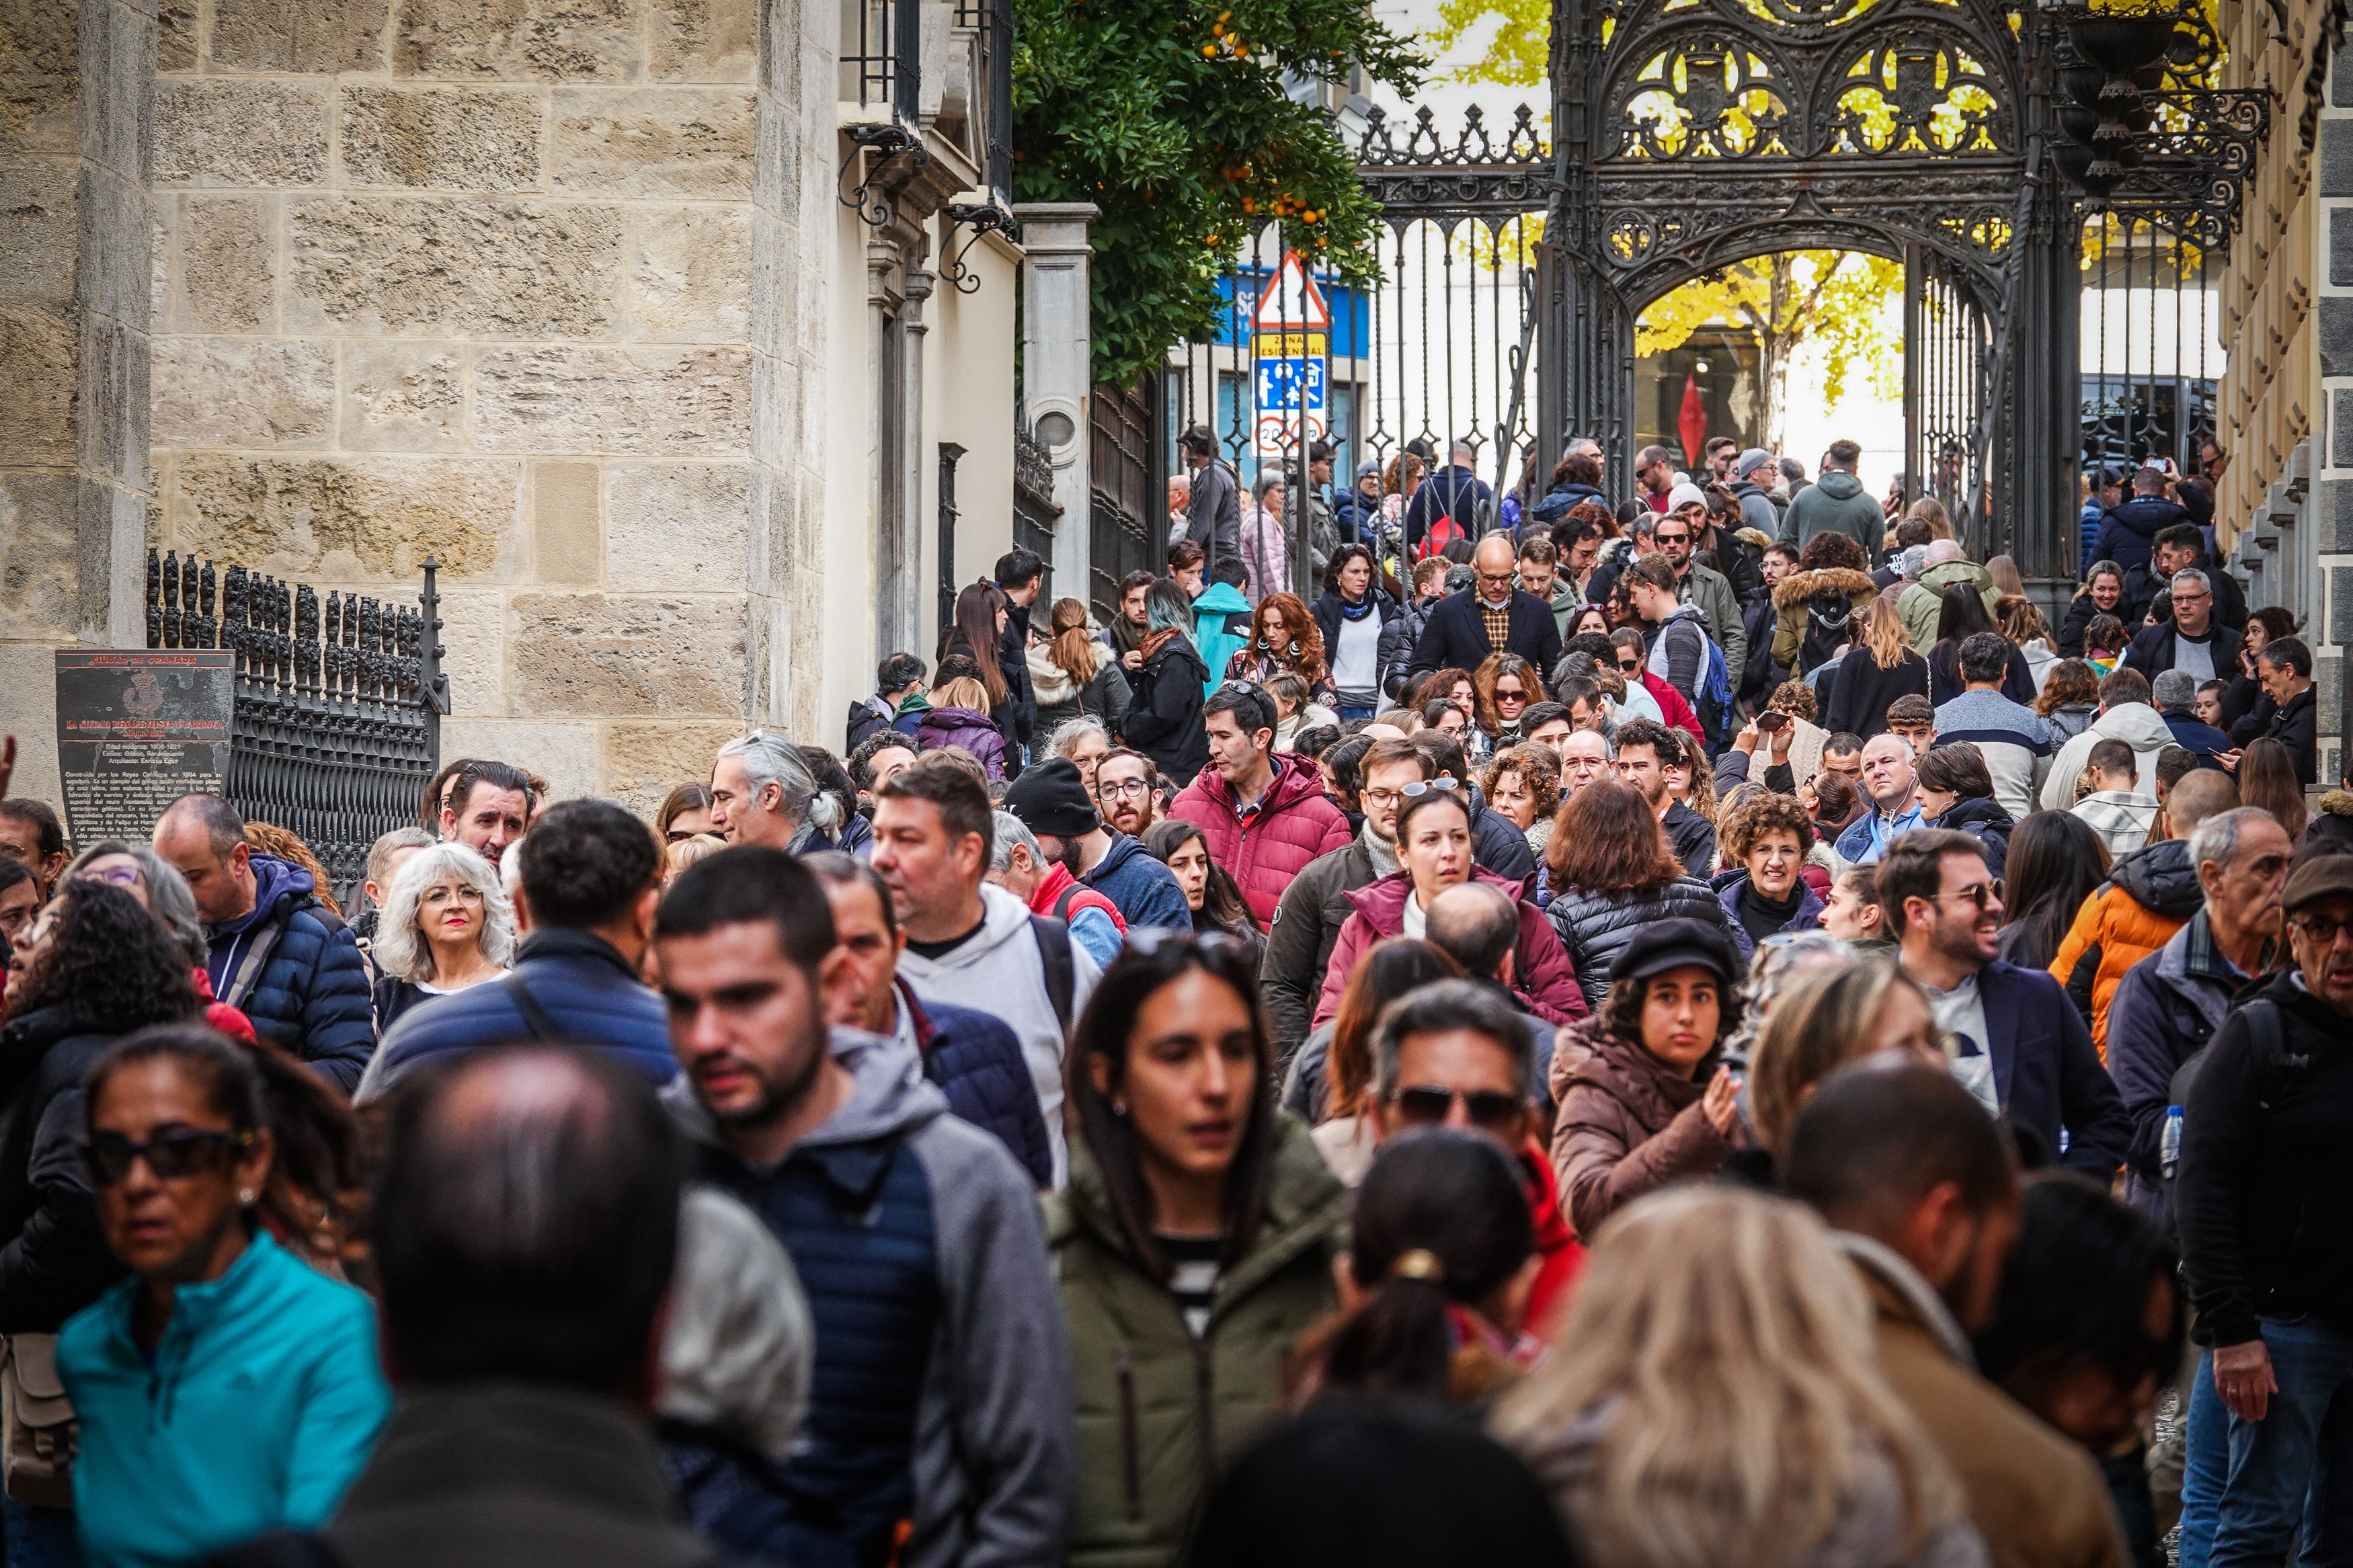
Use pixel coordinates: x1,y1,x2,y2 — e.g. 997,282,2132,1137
1045,1112,1348,1568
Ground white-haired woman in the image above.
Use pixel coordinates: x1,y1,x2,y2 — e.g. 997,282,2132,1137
1494,1186,1985,1568
370,841,515,1033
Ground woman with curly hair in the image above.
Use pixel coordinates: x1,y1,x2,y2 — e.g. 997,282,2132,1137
2034,657,2102,743
368,841,516,1034
1226,590,1337,701
1711,792,1826,960
1471,653,1547,749
0,880,209,1481
1545,917,1747,1237
1484,743,1562,859
1545,780,1732,1012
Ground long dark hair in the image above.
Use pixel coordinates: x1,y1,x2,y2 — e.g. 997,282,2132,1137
1997,810,2109,964
1066,935,1276,1279
1308,1130,1533,1402
2238,738,2307,840
87,1022,368,1272
939,581,1008,708
1930,585,1999,690
18,881,198,1035
1546,778,1685,896
1141,819,1261,937
1974,1173,2186,1426
1328,939,1463,1120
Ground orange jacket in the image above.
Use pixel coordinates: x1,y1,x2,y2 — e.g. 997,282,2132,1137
2048,838,2201,1059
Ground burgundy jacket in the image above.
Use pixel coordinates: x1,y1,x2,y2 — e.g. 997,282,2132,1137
1169,753,1352,924
1312,866,1589,1030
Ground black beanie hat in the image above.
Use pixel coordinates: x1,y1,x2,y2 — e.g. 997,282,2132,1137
1003,757,1101,838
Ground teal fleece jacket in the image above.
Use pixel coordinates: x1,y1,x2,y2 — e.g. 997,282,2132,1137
58,1231,390,1568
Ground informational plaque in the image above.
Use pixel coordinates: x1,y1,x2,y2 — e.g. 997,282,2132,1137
54,651,234,847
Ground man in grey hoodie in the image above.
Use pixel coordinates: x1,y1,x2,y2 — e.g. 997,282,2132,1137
656,846,1076,1568
1780,438,1886,560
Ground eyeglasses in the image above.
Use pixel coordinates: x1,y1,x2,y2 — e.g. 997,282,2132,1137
1362,777,1460,810
1944,878,2004,911
1391,1085,1525,1132
72,864,143,889
2292,913,2353,946
82,1126,253,1186
1099,779,1152,799
664,829,703,843
1617,657,1642,672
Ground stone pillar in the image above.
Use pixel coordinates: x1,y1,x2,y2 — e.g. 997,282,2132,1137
1016,203,1097,598
2307,50,2351,788
0,0,156,799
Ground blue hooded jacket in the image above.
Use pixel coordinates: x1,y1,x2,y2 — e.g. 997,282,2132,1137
1079,831,1192,933
362,927,676,1102
203,855,374,1092
1190,582,1254,697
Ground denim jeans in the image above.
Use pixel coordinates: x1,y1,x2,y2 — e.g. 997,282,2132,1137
2206,1317,2353,1568
1,1492,79,1568
2178,1350,2229,1568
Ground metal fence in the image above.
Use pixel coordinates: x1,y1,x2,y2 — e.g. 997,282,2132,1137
144,550,446,897
1088,380,1156,623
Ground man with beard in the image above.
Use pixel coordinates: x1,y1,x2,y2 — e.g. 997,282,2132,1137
1092,747,1164,840
1003,758,1189,933
1614,718,1714,880
1880,829,2130,1175
1785,1062,2132,1568
657,847,1076,1568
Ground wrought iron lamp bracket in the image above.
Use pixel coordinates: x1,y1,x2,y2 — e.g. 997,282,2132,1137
838,123,933,229
941,203,1014,293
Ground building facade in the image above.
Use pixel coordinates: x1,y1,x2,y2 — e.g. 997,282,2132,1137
0,0,1026,814
2213,0,2348,790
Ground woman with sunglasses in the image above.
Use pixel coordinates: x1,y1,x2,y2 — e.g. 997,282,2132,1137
1472,654,1546,749
1546,917,1746,1239
65,841,257,1042
1052,934,1347,1567
656,781,718,843
368,841,516,1035
1312,786,1587,1032
58,1024,389,1568
0,883,214,1559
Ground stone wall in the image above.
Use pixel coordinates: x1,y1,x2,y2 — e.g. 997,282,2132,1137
141,0,828,815
0,0,159,804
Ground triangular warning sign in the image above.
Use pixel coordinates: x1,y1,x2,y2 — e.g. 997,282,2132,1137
1252,253,1332,331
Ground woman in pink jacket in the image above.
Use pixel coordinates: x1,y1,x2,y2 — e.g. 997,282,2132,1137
1314,785,1587,1030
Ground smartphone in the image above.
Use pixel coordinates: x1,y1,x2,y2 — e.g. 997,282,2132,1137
1756,712,1788,732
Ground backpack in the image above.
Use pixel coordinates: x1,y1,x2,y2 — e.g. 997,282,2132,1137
2157,996,2305,1229
1666,616,1734,747
1798,586,1860,675
1029,915,1076,1035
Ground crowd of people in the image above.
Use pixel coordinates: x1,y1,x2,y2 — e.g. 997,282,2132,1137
0,425,2343,1568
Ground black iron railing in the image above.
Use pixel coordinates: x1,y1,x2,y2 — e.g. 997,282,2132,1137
848,0,920,121
145,550,446,896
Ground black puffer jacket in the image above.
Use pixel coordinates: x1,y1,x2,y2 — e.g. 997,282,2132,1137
1932,794,2015,879
1546,876,1734,1011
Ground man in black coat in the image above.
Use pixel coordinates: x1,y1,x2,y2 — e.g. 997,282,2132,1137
1406,534,1562,682
2247,636,2319,785
2122,567,2241,686
994,548,1044,762
2139,523,2247,639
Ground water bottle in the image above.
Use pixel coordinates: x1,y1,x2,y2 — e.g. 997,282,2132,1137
2161,1105,2184,1180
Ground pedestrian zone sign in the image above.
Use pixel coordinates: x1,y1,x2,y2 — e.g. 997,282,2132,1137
1251,253,1331,456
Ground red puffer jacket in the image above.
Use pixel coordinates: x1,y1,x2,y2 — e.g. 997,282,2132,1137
1169,754,1351,923
1313,866,1589,1030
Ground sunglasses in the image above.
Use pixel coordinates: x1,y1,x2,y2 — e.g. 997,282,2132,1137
1654,530,1690,544
82,1126,253,1186
1618,657,1642,672
1392,1085,1525,1132
73,864,144,889
1945,878,2005,911
664,829,704,843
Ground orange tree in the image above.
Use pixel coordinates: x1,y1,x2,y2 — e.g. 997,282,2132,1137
1013,0,1425,386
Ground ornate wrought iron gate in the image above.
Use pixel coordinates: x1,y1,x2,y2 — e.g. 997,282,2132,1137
1326,0,2266,585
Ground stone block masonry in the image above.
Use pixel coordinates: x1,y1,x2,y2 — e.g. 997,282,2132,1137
133,0,831,817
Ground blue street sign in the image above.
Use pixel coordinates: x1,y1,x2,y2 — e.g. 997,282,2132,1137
1255,356,1326,414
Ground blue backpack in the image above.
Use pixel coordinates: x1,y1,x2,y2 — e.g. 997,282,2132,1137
1696,632,1734,747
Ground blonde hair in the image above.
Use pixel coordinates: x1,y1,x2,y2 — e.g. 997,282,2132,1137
373,841,516,983
1494,1187,1964,1568
1749,962,1933,1155
933,675,992,712
1864,595,1912,669
664,833,725,886
1044,596,1101,686
1903,497,1952,540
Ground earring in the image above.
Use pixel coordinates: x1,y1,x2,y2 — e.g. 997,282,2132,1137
1111,1099,1129,1117
237,1190,254,1204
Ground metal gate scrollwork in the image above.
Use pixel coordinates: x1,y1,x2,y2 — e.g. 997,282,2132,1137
1346,0,2269,583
